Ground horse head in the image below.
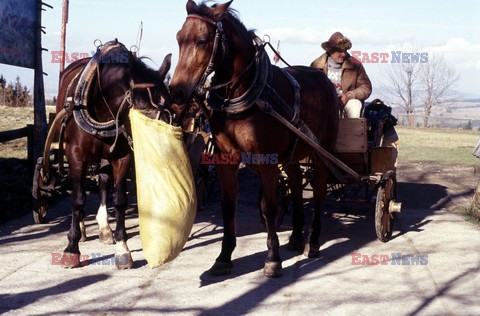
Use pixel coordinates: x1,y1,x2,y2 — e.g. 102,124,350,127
126,52,173,119
71,40,173,137
169,0,242,116
93,42,172,120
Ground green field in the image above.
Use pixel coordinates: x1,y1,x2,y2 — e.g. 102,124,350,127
396,126,480,166
0,105,55,159
1,107,479,165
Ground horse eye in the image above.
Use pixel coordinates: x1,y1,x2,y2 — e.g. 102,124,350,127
197,39,207,47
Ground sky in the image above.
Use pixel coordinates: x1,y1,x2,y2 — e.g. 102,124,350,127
1,0,479,100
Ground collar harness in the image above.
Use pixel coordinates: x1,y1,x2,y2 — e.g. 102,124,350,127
68,39,166,142
187,15,301,122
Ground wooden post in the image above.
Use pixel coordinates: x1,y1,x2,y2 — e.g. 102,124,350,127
59,0,69,76
27,124,35,179
33,0,48,166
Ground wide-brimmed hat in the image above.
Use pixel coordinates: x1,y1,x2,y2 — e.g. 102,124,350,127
321,32,352,53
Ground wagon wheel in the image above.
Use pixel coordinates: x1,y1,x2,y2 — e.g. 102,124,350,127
195,137,216,211
32,157,48,224
375,173,398,242
196,164,216,210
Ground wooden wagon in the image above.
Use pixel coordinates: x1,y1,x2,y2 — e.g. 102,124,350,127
279,115,401,242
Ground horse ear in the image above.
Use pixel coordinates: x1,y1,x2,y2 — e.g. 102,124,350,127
210,0,233,21
186,0,197,14
158,53,172,79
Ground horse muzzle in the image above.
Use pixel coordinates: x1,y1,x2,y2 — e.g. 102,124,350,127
170,87,188,107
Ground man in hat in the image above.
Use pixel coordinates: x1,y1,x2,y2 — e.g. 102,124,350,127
311,32,372,118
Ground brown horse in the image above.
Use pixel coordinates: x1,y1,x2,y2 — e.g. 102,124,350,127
169,1,339,277
56,39,172,269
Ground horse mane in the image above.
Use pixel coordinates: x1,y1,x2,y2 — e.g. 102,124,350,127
195,1,257,44
129,54,164,85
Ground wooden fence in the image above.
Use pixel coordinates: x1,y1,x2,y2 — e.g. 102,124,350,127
0,124,35,172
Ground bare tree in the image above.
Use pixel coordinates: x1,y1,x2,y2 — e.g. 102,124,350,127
382,61,421,127
420,53,459,127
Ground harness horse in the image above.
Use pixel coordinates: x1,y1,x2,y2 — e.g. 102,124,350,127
169,0,349,277
38,39,172,268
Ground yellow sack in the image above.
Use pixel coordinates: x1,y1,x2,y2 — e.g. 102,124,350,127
129,109,197,268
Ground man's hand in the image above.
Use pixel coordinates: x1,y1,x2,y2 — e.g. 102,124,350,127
338,92,353,105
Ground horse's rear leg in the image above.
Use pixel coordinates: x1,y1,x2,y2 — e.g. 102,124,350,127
62,160,87,268
305,158,329,258
259,165,283,277
112,157,133,269
284,163,305,251
96,160,114,244
208,163,238,276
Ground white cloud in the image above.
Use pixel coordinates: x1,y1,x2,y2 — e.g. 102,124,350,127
260,27,412,47
424,37,480,70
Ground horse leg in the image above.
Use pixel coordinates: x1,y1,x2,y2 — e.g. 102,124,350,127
208,163,239,276
284,163,305,252
112,157,133,269
62,159,87,268
304,158,329,258
79,220,87,242
258,165,283,277
96,160,114,244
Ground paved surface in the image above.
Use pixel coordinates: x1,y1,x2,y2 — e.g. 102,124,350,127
0,162,479,315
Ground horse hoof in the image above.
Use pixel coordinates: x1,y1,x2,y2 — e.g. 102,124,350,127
263,261,283,278
115,252,133,270
61,252,80,269
286,235,305,252
304,244,320,258
208,261,233,276
99,229,115,245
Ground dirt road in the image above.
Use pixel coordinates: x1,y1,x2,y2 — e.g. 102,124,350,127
0,161,479,315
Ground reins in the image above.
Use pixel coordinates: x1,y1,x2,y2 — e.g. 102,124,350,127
264,40,323,73
180,13,358,183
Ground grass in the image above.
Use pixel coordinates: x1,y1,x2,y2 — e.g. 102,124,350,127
1,106,35,159
454,203,480,226
0,105,55,159
396,125,480,166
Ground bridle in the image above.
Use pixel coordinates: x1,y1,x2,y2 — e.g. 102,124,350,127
69,39,171,151
128,80,171,122
184,14,265,117
108,80,171,152
186,14,227,98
